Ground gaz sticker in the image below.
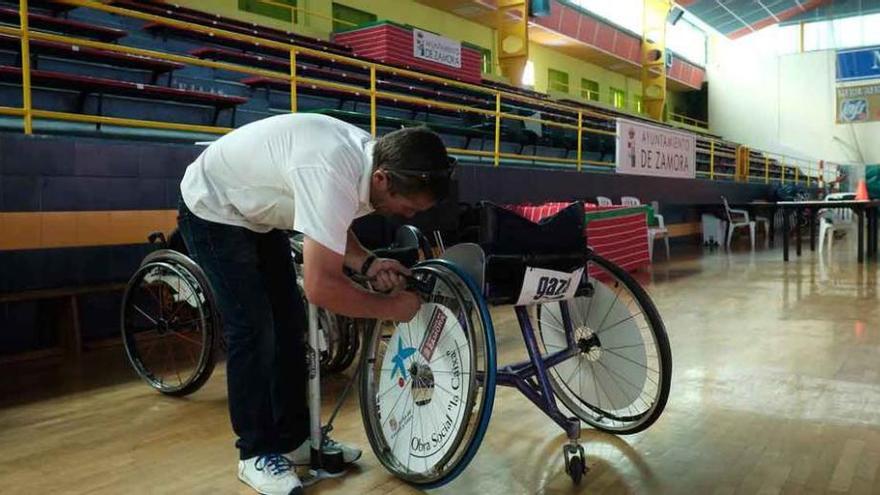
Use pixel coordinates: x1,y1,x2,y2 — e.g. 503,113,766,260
515,266,584,306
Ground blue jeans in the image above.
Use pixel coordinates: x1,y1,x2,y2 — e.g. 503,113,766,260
177,200,309,459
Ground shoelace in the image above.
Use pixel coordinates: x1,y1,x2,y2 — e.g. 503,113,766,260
255,454,294,476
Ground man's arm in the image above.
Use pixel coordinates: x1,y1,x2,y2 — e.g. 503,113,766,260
302,237,420,321
343,228,411,292
344,228,371,273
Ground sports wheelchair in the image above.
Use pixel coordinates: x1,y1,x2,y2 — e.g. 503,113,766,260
120,202,671,486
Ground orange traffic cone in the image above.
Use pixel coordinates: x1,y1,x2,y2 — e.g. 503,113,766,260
856,179,869,201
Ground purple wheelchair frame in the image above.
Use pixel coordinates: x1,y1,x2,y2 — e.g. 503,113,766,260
497,302,582,439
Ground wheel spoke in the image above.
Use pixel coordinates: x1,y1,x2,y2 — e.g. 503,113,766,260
166,333,183,387
594,284,622,334
170,328,206,347
600,347,659,374
131,304,158,325
594,358,653,414
381,377,415,430
139,335,162,368
596,311,645,336
389,386,414,462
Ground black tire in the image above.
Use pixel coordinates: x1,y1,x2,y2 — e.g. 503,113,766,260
318,310,355,374
537,253,671,434
330,316,362,373
121,250,218,396
568,455,585,485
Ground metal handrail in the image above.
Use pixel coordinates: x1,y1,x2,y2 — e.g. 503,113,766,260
2,0,832,185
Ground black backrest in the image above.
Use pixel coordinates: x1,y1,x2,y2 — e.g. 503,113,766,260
478,201,586,256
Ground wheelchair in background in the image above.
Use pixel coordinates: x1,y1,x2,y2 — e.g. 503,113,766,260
119,225,432,396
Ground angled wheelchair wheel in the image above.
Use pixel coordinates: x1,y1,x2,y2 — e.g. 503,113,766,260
331,315,362,372
316,309,361,375
359,260,496,488
293,256,357,375
121,250,218,396
537,253,671,434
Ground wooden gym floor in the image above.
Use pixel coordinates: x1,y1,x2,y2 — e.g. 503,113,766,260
3,242,880,494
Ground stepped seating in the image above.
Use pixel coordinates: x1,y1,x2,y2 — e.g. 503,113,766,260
165,20,595,133
242,74,462,120
111,0,350,55
191,46,490,109
187,45,353,73
143,22,295,60
0,6,126,42
309,108,493,147
482,78,551,101
118,0,350,58
0,33,183,83
0,0,74,13
0,65,246,124
0,1,812,180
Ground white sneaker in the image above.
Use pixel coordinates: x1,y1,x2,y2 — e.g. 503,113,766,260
285,438,362,466
238,454,304,495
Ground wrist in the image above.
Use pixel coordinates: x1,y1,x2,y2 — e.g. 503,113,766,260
360,253,377,275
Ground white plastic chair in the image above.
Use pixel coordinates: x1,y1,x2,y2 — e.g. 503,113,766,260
721,196,762,250
818,192,856,258
754,211,771,247
596,196,613,206
621,196,669,260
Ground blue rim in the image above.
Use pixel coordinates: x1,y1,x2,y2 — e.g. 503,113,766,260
417,259,497,489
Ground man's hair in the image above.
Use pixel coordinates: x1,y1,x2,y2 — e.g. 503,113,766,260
373,126,453,201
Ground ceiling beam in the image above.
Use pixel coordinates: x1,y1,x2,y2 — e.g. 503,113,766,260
755,0,781,22
713,0,755,33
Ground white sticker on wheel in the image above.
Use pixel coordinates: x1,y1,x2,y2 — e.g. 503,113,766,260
376,303,471,474
516,266,584,306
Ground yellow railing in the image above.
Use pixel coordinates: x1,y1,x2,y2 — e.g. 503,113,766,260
669,112,708,129
2,0,834,186
696,140,833,187
19,0,31,134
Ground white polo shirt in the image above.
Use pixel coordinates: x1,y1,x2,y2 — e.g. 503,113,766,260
180,113,375,255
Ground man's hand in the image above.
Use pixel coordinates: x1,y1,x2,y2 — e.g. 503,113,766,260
365,258,411,293
303,238,421,321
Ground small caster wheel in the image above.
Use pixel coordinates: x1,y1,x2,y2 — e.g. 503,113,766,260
566,455,586,485
563,443,587,485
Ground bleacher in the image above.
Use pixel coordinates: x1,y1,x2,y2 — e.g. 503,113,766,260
0,0,812,179
0,0,822,358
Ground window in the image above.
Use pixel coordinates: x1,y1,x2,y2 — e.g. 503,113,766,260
238,0,296,24
569,0,708,66
633,94,643,113
580,78,599,101
522,60,535,87
667,19,707,66
332,3,376,32
569,0,643,33
765,13,880,55
480,47,493,74
548,68,569,93
610,87,626,109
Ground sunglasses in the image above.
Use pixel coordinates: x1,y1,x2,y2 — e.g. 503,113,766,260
384,156,458,181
